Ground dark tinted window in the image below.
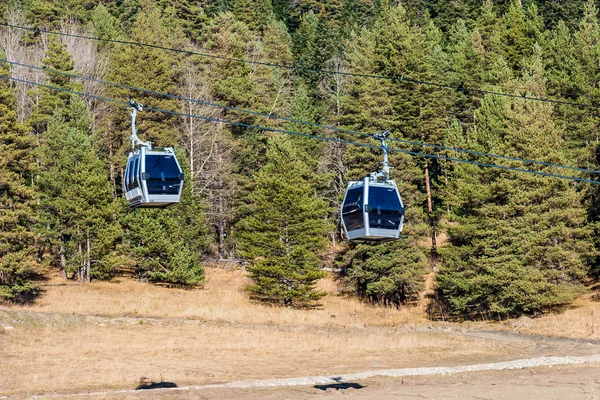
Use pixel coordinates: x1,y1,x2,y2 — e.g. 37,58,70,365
131,156,140,190
144,154,182,195
125,159,133,191
342,186,364,231
368,186,403,230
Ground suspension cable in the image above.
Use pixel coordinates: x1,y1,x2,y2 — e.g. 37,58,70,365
2,73,598,185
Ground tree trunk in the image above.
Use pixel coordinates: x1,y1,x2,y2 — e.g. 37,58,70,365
425,162,437,255
109,141,115,193
59,244,67,280
78,242,84,282
86,233,91,283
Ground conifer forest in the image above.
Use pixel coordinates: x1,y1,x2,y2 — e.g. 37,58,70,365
2,0,600,320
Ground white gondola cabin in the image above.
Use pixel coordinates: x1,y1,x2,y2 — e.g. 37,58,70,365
124,146,184,208
341,177,404,241
340,131,405,242
123,100,184,208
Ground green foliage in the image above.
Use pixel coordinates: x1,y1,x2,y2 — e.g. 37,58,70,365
37,97,122,281
230,0,273,32
156,0,210,39
29,36,79,135
91,4,123,44
438,53,595,319
339,240,427,306
106,7,182,149
237,135,331,307
0,60,38,302
4,0,600,315
123,150,208,287
25,0,90,27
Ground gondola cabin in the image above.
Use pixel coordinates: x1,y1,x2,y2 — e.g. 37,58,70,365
341,177,404,241
124,146,184,208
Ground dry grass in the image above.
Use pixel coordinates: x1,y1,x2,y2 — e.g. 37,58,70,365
496,293,600,340
1,268,599,396
0,310,512,395
19,268,427,328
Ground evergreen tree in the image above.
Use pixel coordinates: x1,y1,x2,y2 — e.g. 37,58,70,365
156,0,210,40
444,19,486,125
502,0,529,71
91,4,123,44
122,156,208,287
237,135,331,307
340,0,380,32
103,5,184,192
201,12,257,114
0,60,38,302
29,35,77,136
560,0,600,160
428,0,481,32
339,240,427,306
534,0,587,30
26,0,89,28
438,49,595,318
37,98,122,282
338,5,430,303
106,6,182,151
230,0,273,32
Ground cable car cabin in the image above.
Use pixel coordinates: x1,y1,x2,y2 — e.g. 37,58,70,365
124,147,184,208
341,177,404,241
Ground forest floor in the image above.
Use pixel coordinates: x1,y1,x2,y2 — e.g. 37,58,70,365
1,267,599,399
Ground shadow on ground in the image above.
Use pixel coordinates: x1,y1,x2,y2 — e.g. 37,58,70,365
135,381,178,390
314,382,364,391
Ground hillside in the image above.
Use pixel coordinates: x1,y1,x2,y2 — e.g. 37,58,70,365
1,267,599,397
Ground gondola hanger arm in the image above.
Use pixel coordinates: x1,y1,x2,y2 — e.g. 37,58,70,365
371,130,391,182
128,99,152,150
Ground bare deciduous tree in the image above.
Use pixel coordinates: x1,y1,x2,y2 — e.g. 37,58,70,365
180,58,235,259
318,55,350,243
0,6,44,121
61,19,109,131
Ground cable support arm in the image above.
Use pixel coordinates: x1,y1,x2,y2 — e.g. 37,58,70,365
371,130,391,182
128,100,152,150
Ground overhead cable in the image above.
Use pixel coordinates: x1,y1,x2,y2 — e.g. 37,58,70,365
0,23,597,110
1,74,598,185
3,58,599,176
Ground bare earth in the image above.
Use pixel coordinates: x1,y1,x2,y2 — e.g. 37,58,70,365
58,363,600,400
1,268,599,399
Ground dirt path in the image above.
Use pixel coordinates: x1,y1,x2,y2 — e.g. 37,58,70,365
24,357,600,399
3,309,600,399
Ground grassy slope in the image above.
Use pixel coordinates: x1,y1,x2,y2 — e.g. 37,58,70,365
0,268,598,396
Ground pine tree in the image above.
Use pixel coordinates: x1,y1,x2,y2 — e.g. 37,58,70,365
236,135,331,307
339,240,427,306
155,0,210,40
28,35,77,136
0,60,38,302
438,48,595,318
122,161,208,287
90,4,123,44
230,0,273,32
560,0,600,160
37,97,122,282
106,6,182,151
338,5,430,303
292,11,341,87
444,20,486,125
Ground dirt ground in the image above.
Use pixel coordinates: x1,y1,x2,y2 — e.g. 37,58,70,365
182,364,600,400
1,270,600,399
18,363,600,399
